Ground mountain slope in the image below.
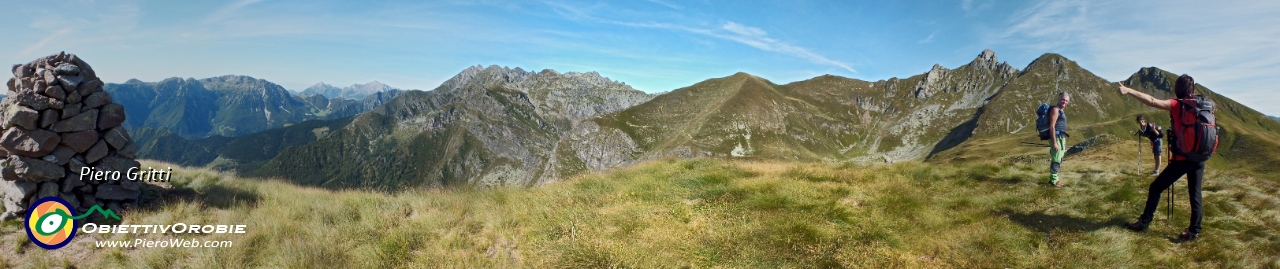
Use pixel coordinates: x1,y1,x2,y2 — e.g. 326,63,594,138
1121,67,1280,176
109,78,221,138
106,76,401,139
132,116,355,172
241,51,1280,188
254,66,653,189
913,56,1280,177
578,50,1019,169
198,75,316,137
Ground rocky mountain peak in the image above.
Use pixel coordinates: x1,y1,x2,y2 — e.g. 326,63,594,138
968,49,1010,71
914,64,950,99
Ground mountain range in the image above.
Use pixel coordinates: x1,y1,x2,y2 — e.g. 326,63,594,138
106,75,401,139
253,66,654,188
301,81,396,100
127,51,1280,189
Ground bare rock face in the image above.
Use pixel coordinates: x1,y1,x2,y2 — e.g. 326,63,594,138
0,52,140,221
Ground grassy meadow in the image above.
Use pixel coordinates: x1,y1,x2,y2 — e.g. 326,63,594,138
0,139,1278,268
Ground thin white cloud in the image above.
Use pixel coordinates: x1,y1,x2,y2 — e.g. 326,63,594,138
548,3,857,74
643,0,683,10
203,0,264,25
995,0,1280,115
20,28,72,56
918,31,937,44
961,0,994,15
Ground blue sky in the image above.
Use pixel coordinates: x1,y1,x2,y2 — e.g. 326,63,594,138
2,0,1278,115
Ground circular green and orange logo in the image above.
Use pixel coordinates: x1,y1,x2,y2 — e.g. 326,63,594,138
25,197,80,250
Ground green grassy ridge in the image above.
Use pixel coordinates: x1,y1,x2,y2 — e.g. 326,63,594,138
4,148,1278,267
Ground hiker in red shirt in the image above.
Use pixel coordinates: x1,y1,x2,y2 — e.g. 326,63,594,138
1116,74,1216,241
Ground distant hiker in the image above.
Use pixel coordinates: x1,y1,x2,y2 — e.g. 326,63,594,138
1046,92,1070,187
1118,74,1219,241
1135,115,1163,175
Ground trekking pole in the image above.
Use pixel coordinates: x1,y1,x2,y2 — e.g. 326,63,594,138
1172,179,1177,225
1166,135,1173,226
1136,132,1141,175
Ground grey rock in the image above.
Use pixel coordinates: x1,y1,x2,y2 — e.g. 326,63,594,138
38,109,58,129
83,91,110,109
74,78,101,97
60,173,86,192
0,180,36,217
85,140,108,164
117,140,137,159
95,184,139,201
0,158,14,180
12,91,58,111
2,104,39,130
69,54,94,79
49,146,75,166
103,127,131,149
79,195,95,208
59,129,98,152
49,109,97,133
5,155,65,182
62,103,80,119
35,181,57,199
119,176,139,191
98,155,139,173
0,128,61,157
65,91,81,104
53,64,79,76
13,64,33,78
97,104,125,130
5,77,13,93
57,75,82,92
68,158,86,174
43,85,65,100
33,80,46,94
16,78,31,93
42,70,57,86
59,192,79,209
0,180,37,198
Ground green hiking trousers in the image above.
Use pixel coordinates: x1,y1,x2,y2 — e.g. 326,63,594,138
1049,136,1067,184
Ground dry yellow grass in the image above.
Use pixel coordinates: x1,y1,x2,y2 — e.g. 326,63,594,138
0,140,1276,268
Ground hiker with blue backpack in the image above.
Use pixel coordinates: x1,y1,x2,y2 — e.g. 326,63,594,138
1036,92,1070,187
1117,74,1218,242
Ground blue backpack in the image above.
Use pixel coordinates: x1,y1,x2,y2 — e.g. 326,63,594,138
1036,104,1053,140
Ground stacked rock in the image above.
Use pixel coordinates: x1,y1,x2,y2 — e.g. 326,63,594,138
0,52,140,220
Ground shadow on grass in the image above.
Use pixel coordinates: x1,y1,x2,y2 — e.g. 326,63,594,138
139,182,260,210
1002,210,1128,234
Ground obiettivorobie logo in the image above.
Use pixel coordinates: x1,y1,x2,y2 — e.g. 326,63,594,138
24,197,122,250
24,197,247,250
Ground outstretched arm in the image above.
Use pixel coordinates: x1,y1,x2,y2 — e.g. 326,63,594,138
1117,82,1172,111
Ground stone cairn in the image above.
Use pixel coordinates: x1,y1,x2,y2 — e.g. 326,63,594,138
0,52,139,220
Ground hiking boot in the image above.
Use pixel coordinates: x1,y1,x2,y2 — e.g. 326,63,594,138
1179,230,1199,241
1126,220,1148,232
